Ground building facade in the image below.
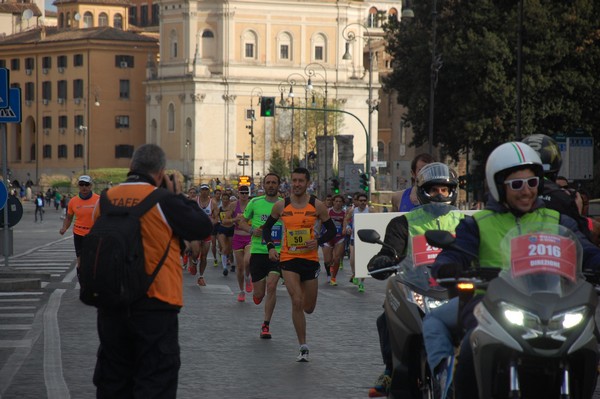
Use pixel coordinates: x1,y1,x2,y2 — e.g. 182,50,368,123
146,0,410,191
0,0,158,183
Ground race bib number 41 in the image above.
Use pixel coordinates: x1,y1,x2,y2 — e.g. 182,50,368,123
511,234,577,281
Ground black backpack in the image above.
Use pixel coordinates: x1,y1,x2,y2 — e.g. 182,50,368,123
79,188,171,308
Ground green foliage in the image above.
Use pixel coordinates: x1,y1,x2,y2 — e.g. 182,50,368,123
87,168,130,185
384,0,600,164
268,149,289,178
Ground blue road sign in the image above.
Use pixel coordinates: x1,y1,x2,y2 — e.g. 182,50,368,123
0,87,21,123
0,181,7,210
0,68,8,109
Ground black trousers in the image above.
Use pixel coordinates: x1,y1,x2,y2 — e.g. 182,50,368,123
94,308,180,399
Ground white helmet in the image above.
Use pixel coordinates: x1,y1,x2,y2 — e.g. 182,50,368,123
485,142,544,202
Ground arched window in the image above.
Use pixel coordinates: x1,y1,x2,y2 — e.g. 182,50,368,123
58,13,64,28
83,12,93,28
114,13,123,29
168,103,175,132
311,33,327,62
368,7,378,28
242,30,258,60
66,12,71,27
277,32,292,61
170,30,178,59
388,8,398,23
201,30,216,59
98,12,108,27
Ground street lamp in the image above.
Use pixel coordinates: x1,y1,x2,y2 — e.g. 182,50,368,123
78,125,88,173
304,63,328,194
249,88,263,179
342,23,376,198
400,2,439,154
278,81,295,172
236,153,250,176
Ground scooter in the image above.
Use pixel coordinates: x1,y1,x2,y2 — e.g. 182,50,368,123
359,228,449,399
426,223,599,399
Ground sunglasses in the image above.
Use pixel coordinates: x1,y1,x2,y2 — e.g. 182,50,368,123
504,176,539,191
239,191,249,195
78,182,91,187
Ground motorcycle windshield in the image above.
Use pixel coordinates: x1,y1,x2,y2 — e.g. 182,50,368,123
498,223,583,297
397,203,459,294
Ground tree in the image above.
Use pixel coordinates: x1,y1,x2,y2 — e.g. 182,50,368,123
384,0,600,163
268,149,289,178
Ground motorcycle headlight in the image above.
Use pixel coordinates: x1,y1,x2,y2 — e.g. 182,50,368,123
549,306,587,331
499,302,588,342
409,292,448,313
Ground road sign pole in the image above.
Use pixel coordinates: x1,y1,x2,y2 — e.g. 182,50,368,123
2,123,10,267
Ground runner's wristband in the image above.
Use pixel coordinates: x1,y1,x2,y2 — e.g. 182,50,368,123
267,242,276,251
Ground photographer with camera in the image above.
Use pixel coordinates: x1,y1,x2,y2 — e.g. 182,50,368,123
92,144,212,398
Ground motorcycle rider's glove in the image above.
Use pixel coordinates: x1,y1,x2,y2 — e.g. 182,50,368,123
367,255,395,280
435,263,462,279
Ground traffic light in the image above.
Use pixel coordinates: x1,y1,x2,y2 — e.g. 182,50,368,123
331,178,340,194
458,175,467,190
238,175,250,186
260,97,276,117
359,173,369,192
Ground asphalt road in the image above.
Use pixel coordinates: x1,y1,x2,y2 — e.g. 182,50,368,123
0,200,388,398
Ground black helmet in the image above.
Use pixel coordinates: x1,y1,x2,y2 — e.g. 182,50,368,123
416,163,458,205
521,134,562,177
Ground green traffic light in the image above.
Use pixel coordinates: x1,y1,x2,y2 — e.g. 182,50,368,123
265,110,271,116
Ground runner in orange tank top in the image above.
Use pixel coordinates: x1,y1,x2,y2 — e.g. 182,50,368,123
261,167,337,362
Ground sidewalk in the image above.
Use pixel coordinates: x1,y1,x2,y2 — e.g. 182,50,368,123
0,199,70,289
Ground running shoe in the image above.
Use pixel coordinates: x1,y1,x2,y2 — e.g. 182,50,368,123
253,295,263,305
368,373,391,397
358,282,365,293
330,278,337,286
245,279,253,293
237,292,246,302
260,323,271,339
230,265,236,272
213,259,218,267
296,346,309,362
197,276,206,286
223,268,229,276
339,259,344,270
189,263,197,276
352,277,359,285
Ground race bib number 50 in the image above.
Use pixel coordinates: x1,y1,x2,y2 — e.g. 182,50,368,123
286,228,311,252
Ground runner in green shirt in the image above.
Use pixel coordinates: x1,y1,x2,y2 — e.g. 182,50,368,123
240,173,283,339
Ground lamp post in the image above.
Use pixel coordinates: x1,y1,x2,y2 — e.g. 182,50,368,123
78,125,88,173
342,23,376,199
278,81,294,172
304,63,328,194
249,88,263,179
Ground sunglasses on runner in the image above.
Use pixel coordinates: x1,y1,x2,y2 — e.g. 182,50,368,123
504,176,539,191
78,182,91,187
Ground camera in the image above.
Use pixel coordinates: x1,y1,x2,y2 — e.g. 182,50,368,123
160,174,175,190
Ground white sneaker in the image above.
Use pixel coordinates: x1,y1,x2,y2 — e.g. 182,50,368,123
296,346,309,362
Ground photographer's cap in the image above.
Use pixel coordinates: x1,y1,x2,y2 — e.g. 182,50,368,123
199,184,210,190
78,175,92,184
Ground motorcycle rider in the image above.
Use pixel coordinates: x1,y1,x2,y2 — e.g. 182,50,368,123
521,134,592,240
366,163,464,398
428,141,600,398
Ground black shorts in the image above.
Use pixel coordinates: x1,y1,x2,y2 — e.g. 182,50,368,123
217,225,235,237
279,258,320,282
249,254,281,282
74,234,84,257
212,223,219,236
